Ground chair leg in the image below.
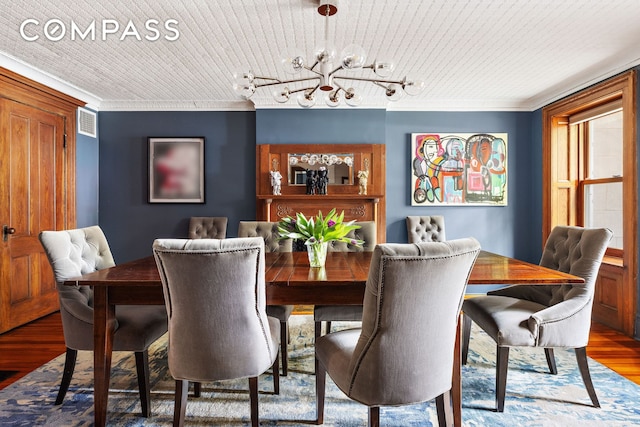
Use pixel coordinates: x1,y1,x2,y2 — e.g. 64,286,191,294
575,347,600,408
315,357,326,425
280,319,288,376
496,346,510,412
272,351,280,395
435,390,453,427
325,321,332,334
368,406,380,427
461,314,472,365
544,348,558,374
55,347,77,405
249,376,259,427
193,382,201,397
314,321,322,339
174,379,189,427
134,350,151,417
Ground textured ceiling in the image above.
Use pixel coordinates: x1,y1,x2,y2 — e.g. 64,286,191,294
1,0,640,111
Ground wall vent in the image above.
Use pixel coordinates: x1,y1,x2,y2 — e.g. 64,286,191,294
77,107,97,138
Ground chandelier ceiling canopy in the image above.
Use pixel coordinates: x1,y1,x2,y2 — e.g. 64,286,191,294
232,0,425,108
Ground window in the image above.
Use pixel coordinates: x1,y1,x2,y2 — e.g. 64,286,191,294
572,107,624,253
542,70,637,334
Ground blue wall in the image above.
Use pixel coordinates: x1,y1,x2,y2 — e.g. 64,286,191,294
76,131,99,228
97,108,540,264
99,111,256,263
385,111,537,260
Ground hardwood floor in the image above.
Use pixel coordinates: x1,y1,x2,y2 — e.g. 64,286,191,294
0,312,639,391
0,312,65,389
587,321,640,385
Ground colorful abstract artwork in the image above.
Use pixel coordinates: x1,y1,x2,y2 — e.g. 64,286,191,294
411,133,507,206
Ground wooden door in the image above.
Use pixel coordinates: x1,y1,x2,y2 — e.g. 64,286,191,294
0,98,66,333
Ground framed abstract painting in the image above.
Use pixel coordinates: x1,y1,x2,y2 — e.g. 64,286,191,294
148,137,205,203
411,133,507,206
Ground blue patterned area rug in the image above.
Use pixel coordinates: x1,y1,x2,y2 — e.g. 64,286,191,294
1,315,639,426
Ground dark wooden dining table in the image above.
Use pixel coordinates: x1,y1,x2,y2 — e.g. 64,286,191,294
65,250,584,427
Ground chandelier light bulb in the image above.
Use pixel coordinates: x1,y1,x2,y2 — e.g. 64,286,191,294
325,90,340,107
340,44,366,69
345,88,362,107
281,50,306,74
385,83,403,101
372,60,395,77
403,78,426,96
232,70,254,83
314,43,337,64
273,87,291,103
233,82,256,100
297,91,316,108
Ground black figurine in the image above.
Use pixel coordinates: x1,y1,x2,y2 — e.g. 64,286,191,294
317,168,328,195
306,169,317,195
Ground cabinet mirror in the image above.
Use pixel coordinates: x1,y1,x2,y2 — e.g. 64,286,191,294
288,153,354,185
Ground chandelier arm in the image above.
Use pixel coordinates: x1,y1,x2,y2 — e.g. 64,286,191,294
327,66,344,77
307,84,321,96
304,65,323,77
308,61,320,72
333,75,405,85
332,81,346,94
253,76,281,82
288,86,319,95
254,76,321,89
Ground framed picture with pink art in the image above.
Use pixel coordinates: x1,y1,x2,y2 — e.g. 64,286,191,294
148,137,205,203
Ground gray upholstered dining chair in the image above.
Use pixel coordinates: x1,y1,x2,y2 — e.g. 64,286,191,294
238,221,293,376
462,225,613,412
315,238,481,426
313,221,376,338
188,216,228,239
38,226,168,417
406,215,446,243
152,237,280,427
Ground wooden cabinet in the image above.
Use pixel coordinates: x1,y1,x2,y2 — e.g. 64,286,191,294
256,144,386,242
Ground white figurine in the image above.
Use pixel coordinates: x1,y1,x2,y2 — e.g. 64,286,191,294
358,169,369,195
270,170,282,195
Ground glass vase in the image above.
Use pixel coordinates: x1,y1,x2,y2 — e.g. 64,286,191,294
307,242,328,268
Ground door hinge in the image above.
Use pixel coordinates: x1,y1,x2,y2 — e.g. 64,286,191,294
63,134,67,148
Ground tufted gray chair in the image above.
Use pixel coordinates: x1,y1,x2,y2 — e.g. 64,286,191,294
327,221,377,252
38,226,168,417
316,239,481,426
238,221,293,252
406,215,446,243
462,226,612,412
152,237,280,427
314,221,377,339
238,221,293,376
188,216,228,239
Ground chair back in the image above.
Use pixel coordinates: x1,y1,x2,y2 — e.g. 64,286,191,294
39,226,115,349
152,237,277,381
188,216,228,239
347,238,480,405
328,221,376,252
238,221,292,252
540,226,612,307
406,215,446,243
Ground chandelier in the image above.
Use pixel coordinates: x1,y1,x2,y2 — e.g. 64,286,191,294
232,1,425,108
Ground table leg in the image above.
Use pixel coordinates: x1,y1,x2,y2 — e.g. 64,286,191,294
452,312,462,427
93,287,117,427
